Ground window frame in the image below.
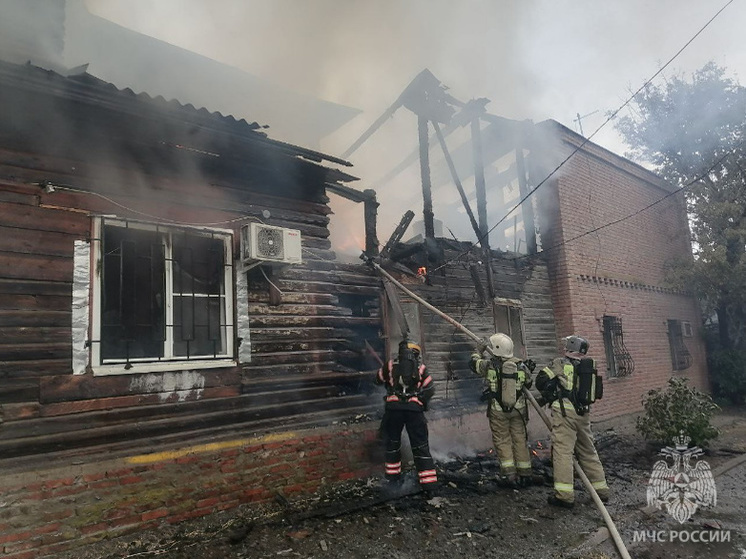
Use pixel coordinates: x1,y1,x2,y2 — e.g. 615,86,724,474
493,297,526,359
602,315,634,378
90,217,236,376
667,319,692,372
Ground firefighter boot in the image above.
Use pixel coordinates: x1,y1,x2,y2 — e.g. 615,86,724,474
547,495,575,509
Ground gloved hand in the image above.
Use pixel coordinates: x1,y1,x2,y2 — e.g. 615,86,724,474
476,337,489,354
535,395,547,407
526,359,537,373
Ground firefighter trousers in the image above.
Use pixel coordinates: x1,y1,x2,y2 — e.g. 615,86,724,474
382,409,437,486
488,405,532,478
551,404,609,503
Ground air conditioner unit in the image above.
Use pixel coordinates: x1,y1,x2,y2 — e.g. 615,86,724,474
240,222,302,265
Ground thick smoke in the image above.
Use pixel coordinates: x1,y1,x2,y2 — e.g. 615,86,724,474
10,0,746,251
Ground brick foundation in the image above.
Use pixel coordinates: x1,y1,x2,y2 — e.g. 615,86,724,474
0,423,381,558
0,410,493,558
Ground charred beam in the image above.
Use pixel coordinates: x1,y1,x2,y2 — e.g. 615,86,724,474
418,116,435,239
515,146,537,254
432,121,480,243
471,118,488,243
363,189,380,257
380,210,415,260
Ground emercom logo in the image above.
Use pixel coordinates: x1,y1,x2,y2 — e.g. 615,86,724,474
646,433,717,523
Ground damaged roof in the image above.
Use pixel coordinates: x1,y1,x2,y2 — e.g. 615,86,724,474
0,59,359,190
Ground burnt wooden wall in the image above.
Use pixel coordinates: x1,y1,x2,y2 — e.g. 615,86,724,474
0,172,382,463
0,71,383,463
387,241,559,414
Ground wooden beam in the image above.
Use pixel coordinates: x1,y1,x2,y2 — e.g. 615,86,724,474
471,118,489,243
515,146,537,254
380,210,414,260
363,189,380,256
432,121,481,243
417,116,435,239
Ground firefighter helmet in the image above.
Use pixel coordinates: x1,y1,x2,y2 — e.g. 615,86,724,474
488,333,514,358
564,335,589,355
406,342,421,355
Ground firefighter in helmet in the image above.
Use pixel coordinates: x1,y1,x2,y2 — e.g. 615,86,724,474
376,340,437,489
535,335,609,508
469,333,534,488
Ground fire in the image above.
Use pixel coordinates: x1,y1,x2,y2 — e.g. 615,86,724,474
417,266,427,276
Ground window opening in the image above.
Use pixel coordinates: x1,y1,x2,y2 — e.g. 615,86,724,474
96,218,233,368
602,315,634,378
668,319,692,371
494,299,525,358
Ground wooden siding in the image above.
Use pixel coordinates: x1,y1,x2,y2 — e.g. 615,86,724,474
0,66,381,461
384,241,559,414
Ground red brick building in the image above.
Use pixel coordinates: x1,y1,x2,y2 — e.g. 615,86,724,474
536,120,708,420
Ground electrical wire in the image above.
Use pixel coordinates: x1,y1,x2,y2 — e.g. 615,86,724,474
42,182,340,265
41,182,266,228
259,265,285,296
430,0,735,273
518,139,745,260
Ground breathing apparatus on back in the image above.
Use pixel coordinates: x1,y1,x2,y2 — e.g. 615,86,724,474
394,339,421,395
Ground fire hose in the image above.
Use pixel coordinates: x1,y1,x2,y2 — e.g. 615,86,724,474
366,258,632,559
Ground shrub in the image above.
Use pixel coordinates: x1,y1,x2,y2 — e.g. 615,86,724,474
636,377,720,447
708,348,746,406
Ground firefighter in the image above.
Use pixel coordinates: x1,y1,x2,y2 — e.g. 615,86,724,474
376,340,437,490
535,335,609,509
469,333,534,488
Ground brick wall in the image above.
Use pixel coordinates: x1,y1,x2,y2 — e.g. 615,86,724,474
0,410,493,558
0,424,381,558
541,131,709,420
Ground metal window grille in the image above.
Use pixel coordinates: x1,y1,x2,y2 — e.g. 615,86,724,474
602,316,635,377
668,319,692,371
97,218,233,366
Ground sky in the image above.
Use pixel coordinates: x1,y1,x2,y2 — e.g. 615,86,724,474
85,0,746,252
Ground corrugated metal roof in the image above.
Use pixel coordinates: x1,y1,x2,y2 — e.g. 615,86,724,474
0,59,357,181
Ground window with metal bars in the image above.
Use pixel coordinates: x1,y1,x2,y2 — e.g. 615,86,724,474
92,218,234,373
602,315,635,378
667,319,692,371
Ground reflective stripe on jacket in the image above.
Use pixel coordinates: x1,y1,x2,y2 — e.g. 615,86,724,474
376,361,434,410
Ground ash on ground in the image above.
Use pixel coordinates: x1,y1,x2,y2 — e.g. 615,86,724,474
57,410,746,559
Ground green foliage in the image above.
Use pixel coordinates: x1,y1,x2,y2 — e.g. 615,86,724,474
616,63,746,350
636,377,720,447
708,348,746,406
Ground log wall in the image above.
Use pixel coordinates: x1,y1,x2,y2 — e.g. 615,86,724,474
0,144,382,463
386,241,559,414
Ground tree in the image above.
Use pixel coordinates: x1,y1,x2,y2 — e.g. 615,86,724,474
616,62,746,352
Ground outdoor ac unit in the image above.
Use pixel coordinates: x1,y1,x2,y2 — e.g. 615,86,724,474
240,222,302,265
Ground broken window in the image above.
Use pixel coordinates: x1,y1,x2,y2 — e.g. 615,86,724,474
667,319,692,371
92,218,235,373
494,299,525,358
602,315,634,378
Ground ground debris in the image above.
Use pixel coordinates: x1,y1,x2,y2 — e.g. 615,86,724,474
54,410,746,559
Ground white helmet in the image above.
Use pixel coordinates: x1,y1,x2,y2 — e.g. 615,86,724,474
488,333,514,358
564,335,589,355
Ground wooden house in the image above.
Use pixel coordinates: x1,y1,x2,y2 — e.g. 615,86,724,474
0,59,383,462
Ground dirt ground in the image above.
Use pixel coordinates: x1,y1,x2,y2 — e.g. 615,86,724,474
57,408,746,559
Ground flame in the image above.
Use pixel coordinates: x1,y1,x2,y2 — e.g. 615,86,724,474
417,266,427,276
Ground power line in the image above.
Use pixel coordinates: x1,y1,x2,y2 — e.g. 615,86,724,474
522,140,744,260
431,0,734,272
